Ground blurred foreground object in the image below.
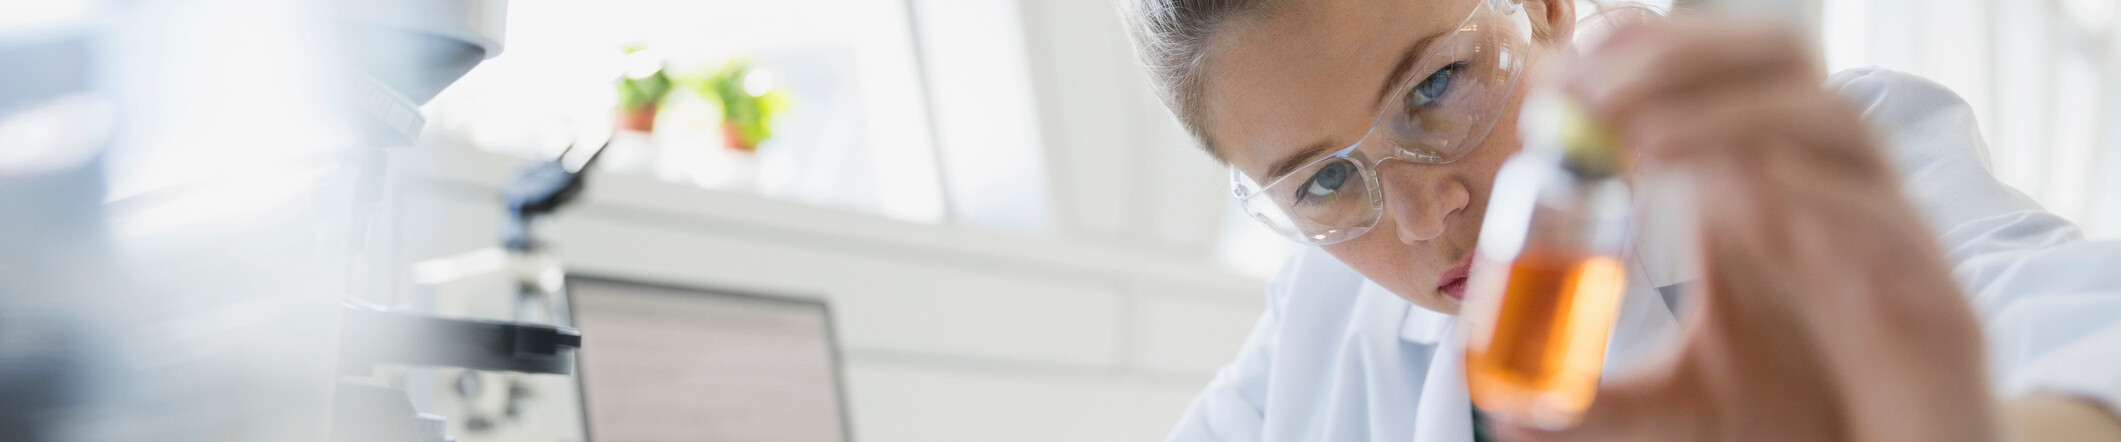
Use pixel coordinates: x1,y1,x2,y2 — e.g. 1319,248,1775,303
1461,94,1633,430
0,0,605,441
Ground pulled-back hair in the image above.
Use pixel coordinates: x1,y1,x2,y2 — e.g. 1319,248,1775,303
1117,0,1273,160
1118,0,1659,160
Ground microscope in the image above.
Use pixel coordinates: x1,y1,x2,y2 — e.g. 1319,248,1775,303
0,0,602,440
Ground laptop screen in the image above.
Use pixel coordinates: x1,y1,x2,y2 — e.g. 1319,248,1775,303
568,275,850,442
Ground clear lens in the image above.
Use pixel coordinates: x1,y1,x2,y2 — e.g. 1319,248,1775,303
1230,0,1533,245
1378,0,1531,162
1236,156,1382,244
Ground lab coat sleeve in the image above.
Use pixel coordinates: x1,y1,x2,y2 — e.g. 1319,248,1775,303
1831,68,2121,416
1165,250,1310,442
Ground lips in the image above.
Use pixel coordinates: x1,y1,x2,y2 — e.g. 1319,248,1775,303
1437,261,1473,300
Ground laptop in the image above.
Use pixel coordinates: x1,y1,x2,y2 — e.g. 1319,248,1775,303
567,275,851,442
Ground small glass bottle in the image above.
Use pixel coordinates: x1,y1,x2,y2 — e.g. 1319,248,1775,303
1461,93,1632,430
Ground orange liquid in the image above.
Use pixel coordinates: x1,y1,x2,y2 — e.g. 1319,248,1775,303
1463,248,1626,429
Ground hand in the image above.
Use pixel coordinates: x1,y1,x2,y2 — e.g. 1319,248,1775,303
1494,20,1997,442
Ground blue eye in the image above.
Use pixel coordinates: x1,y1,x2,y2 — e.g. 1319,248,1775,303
1406,61,1466,110
1296,161,1353,203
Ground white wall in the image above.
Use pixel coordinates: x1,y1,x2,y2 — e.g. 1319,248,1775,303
399,0,1278,439
390,147,1265,442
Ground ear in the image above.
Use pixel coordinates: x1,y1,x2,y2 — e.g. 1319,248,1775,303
1523,0,1575,46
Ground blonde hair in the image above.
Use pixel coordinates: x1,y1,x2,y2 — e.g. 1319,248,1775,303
1118,0,1664,159
1116,0,1273,160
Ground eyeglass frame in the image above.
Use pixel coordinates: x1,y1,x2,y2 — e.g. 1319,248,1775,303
1229,0,1534,246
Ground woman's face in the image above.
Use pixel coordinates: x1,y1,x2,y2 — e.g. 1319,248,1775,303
1201,0,1567,314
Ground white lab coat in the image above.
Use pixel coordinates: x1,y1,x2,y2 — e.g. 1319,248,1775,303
1165,68,2121,442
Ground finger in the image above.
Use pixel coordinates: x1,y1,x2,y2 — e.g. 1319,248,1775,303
1619,78,1882,175
1572,21,1815,106
1691,146,1997,442
1489,358,1709,442
1570,22,1820,126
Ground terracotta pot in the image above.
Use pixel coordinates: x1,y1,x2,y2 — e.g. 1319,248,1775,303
618,104,658,133
721,123,756,152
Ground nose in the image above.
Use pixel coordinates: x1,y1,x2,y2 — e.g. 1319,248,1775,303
1377,160,1469,244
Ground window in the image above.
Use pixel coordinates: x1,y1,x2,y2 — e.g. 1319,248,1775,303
423,0,1056,229
1823,0,2121,238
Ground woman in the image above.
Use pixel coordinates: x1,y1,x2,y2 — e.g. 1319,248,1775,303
1119,0,2121,440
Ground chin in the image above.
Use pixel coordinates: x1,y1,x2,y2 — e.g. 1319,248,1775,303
1398,289,1462,316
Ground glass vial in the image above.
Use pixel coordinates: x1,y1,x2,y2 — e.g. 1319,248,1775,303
1461,93,1632,430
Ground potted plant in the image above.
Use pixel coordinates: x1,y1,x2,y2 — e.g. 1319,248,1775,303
614,43,673,133
697,58,787,152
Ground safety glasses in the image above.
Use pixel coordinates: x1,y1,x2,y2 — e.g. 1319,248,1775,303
1232,0,1536,245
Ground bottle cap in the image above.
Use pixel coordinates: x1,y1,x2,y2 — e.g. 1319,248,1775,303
1522,93,1625,178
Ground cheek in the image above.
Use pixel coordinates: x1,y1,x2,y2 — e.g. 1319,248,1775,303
1465,83,1531,206
1321,231,1466,313
1322,233,1424,289
1469,125,1521,189
1451,101,1524,249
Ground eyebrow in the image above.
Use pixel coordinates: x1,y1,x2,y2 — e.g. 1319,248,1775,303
1374,31,1448,109
1260,30,1449,181
1262,142,1334,182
